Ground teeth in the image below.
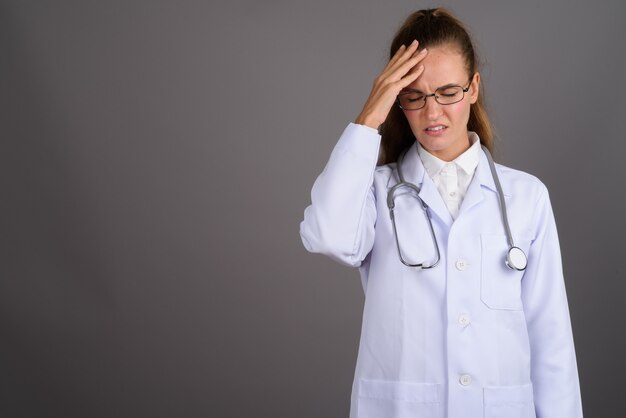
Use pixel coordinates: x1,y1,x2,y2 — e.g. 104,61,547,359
427,126,445,131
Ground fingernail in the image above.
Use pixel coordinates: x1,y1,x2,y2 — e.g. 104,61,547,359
411,39,418,45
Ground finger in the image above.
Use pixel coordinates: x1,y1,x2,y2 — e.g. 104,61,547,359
383,40,418,73
389,40,419,70
406,52,428,76
393,68,422,92
388,49,427,81
383,44,407,72
398,40,421,64
382,43,424,81
403,64,425,82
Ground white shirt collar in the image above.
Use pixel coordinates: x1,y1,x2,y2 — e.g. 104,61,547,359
415,132,482,220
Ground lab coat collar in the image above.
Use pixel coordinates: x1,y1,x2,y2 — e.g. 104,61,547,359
396,142,453,225
394,140,505,224
474,148,500,195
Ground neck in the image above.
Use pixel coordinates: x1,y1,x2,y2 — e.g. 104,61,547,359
424,133,471,162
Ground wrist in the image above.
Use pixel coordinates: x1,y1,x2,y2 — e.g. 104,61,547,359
354,114,381,130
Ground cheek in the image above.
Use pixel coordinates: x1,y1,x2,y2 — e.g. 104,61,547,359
445,101,471,124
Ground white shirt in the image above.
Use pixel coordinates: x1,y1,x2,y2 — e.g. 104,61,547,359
300,123,583,418
417,132,481,220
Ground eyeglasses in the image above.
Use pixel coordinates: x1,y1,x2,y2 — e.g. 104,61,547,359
397,80,472,110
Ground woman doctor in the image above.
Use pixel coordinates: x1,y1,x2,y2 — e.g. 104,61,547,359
299,8,583,418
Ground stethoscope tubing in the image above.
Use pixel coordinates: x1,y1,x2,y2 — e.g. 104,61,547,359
390,143,527,271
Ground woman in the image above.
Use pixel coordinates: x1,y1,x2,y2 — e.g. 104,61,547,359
299,8,583,418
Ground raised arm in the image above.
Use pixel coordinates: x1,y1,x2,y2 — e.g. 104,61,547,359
300,40,429,267
300,123,380,267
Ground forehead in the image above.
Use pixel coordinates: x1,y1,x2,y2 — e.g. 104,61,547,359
408,45,468,90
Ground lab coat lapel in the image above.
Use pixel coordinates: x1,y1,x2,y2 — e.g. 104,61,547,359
399,143,453,226
458,148,500,216
458,173,484,215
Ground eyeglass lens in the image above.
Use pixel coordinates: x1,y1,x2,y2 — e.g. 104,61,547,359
398,86,465,110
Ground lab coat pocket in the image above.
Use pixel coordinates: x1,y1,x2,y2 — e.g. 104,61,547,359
357,379,442,418
480,234,531,310
483,383,536,418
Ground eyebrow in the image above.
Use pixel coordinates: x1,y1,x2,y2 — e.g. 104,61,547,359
405,83,462,93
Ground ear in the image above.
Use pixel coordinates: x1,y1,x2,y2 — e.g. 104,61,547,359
469,72,480,104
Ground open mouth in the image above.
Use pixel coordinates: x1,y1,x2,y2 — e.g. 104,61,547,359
425,125,447,132
424,125,448,135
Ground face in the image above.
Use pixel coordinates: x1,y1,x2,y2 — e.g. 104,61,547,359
402,44,480,162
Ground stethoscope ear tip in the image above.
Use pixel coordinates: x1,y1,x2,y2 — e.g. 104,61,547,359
506,246,528,271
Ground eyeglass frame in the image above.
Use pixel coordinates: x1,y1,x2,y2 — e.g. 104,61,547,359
396,79,473,111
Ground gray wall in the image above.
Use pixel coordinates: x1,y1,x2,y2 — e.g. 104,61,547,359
1,0,624,416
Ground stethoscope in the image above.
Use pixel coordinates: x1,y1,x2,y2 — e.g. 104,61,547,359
386,144,528,271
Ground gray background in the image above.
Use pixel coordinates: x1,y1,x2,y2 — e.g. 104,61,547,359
1,0,624,417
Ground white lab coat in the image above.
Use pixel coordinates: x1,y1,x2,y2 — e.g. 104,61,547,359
300,123,583,418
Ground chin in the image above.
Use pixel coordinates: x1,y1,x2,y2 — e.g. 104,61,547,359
417,137,451,151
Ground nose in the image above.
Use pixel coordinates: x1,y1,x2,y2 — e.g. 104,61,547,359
423,95,443,120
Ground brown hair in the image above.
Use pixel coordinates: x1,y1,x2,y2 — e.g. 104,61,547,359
378,8,494,165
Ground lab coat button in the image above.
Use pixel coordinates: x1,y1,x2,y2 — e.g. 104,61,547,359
455,259,468,271
459,374,472,386
458,314,470,327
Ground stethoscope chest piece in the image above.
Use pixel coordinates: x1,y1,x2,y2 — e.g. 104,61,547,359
506,246,528,271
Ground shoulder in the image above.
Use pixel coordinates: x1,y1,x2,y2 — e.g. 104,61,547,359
374,162,398,188
493,161,549,201
495,162,543,185
375,162,396,176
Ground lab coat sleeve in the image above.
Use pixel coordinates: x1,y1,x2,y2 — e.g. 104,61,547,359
299,123,381,267
521,185,583,417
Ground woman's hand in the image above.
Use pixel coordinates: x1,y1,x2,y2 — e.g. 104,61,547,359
355,40,428,130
